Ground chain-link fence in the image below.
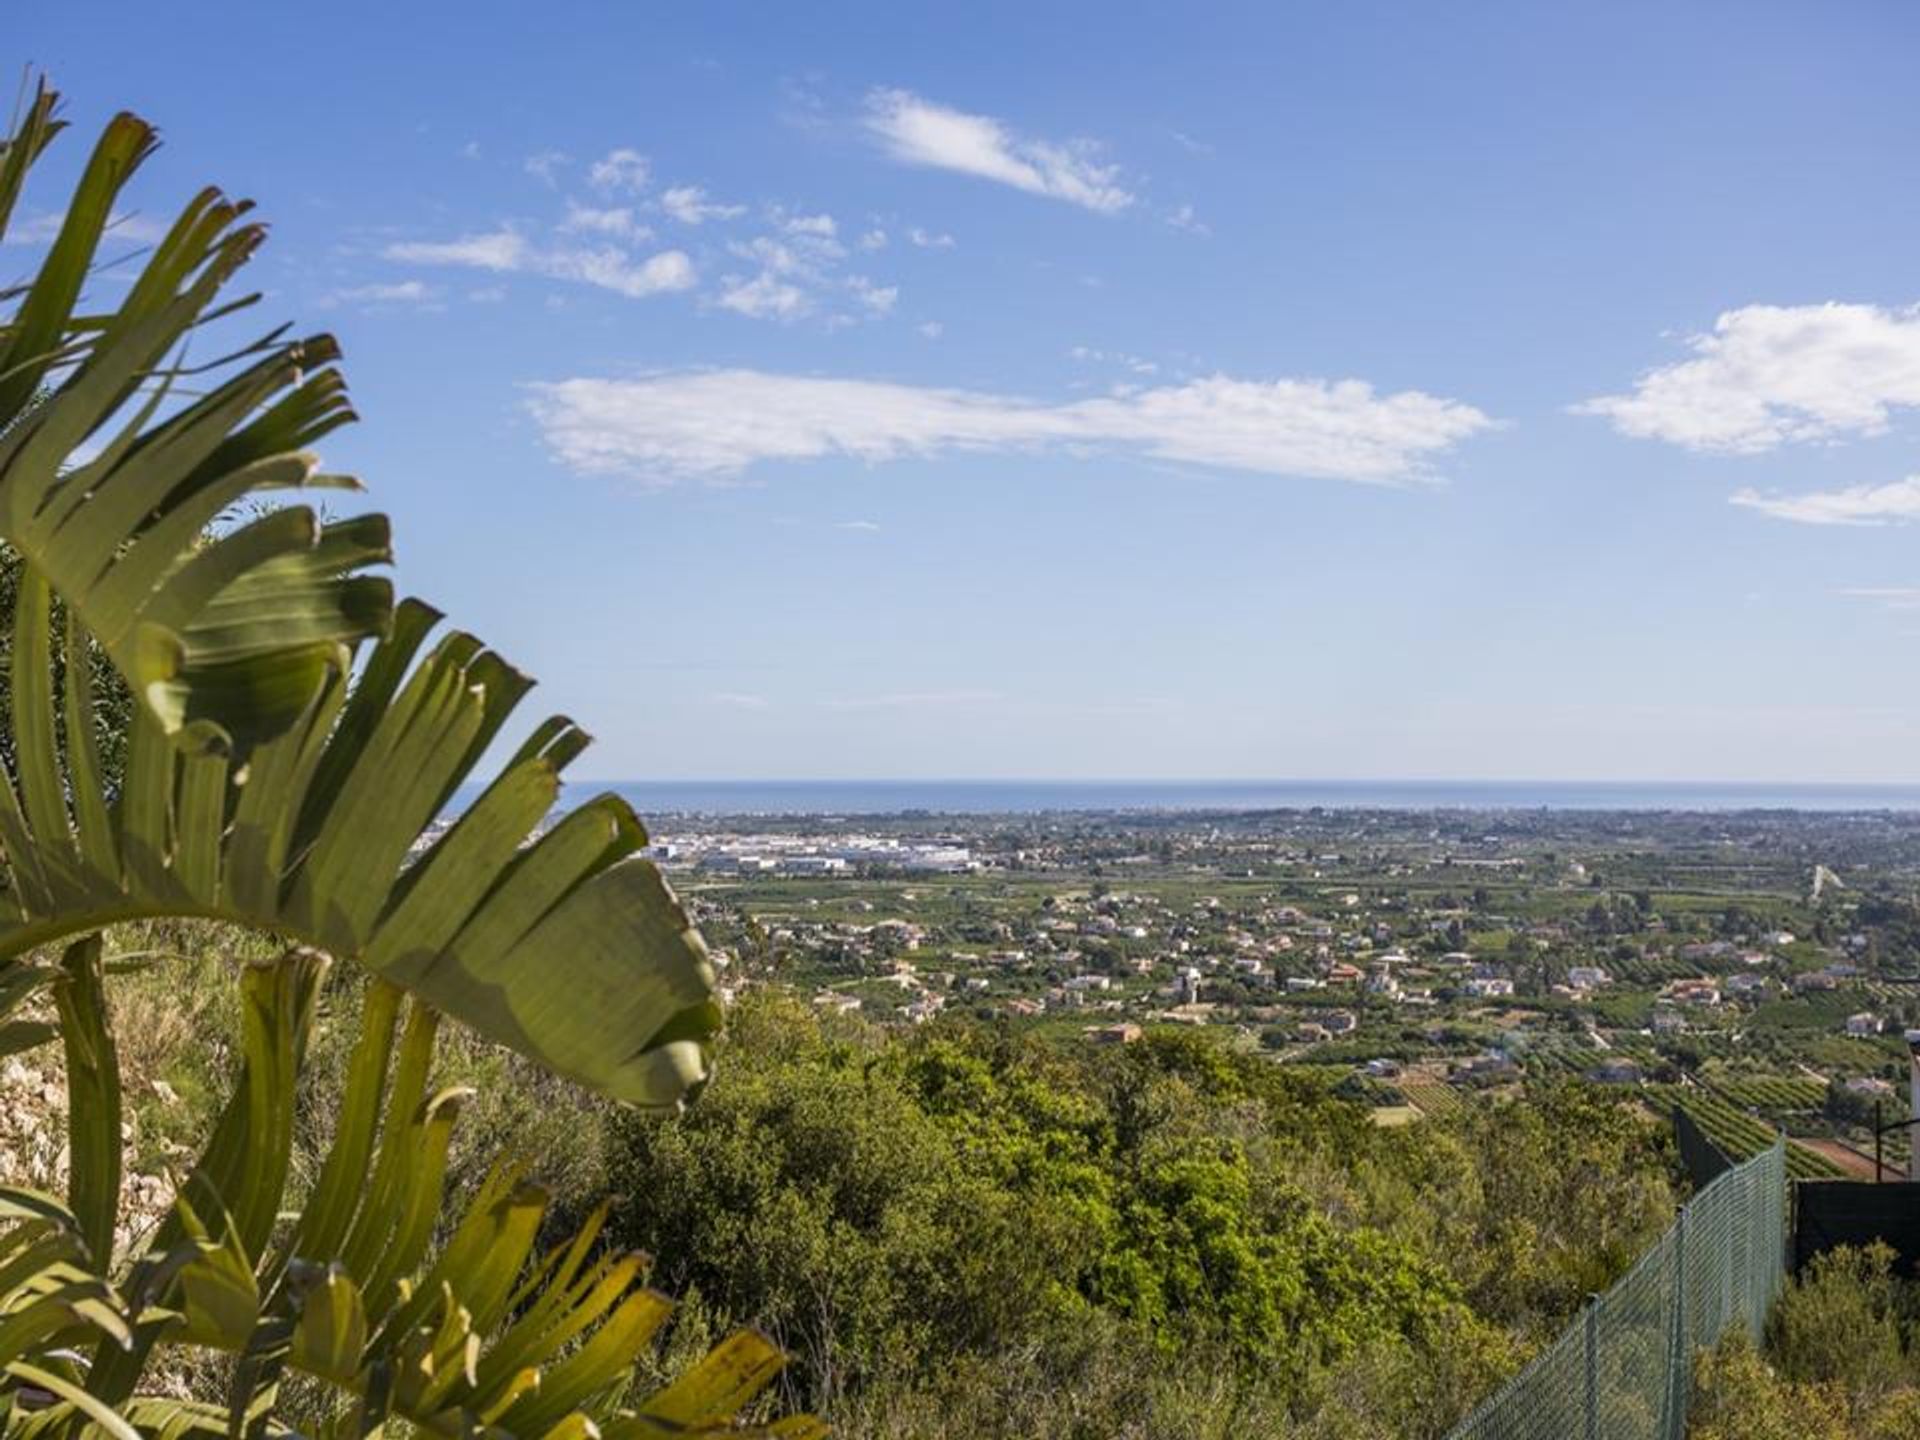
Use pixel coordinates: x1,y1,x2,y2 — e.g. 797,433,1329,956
1445,1136,1786,1440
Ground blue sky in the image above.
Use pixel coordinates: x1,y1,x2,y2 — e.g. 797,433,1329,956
15,2,1920,781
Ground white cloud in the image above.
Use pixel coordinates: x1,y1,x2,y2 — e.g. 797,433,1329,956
1731,477,1920,526
560,203,651,240
383,230,691,299
661,185,745,224
541,246,695,298
865,89,1133,214
1577,303,1920,452
727,236,803,274
858,228,889,251
848,277,898,315
716,220,871,323
709,691,770,709
784,212,837,238
717,273,810,320
526,368,1493,485
386,230,529,270
588,147,650,194
917,321,944,340
907,227,955,249
836,519,882,532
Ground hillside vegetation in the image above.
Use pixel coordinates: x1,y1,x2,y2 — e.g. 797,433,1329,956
6,921,1683,1439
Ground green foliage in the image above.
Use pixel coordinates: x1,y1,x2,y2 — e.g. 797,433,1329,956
1691,1245,1920,1439
1689,1329,1853,1440
1360,1078,1680,1332
2,943,815,1440
0,81,797,1440
603,996,1674,1436
0,79,718,1108
1767,1243,1910,1415
0,542,134,796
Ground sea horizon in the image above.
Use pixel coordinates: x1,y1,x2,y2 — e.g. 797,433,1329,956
551,778,1920,816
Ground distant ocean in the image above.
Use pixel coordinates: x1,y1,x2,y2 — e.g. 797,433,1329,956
553,779,1920,816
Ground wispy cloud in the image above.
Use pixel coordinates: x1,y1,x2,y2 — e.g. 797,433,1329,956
847,276,897,314
713,217,883,324
317,280,437,308
1071,345,1160,376
539,246,695,297
836,519,882,532
560,203,651,240
526,368,1494,485
383,229,693,299
716,271,809,320
1576,303,1920,452
783,212,837,238
709,691,771,709
1731,476,1920,526
865,89,1133,214
906,226,955,249
523,150,570,186
1166,204,1209,236
1840,587,1920,611
661,185,745,224
386,230,529,270
823,689,1001,710
5,210,168,246
587,147,650,194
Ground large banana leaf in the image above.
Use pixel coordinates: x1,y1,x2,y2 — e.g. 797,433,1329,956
10,949,823,1440
0,83,718,1108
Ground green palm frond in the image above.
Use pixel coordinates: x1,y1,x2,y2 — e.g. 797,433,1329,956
0,78,814,1440
16,949,820,1440
0,81,719,1109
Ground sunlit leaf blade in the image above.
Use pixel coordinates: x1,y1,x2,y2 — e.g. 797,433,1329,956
0,88,717,1110
0,77,800,1440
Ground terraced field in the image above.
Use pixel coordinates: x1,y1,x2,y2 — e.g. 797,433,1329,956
1400,1079,1466,1116
1643,1086,1846,1178
1710,1076,1826,1111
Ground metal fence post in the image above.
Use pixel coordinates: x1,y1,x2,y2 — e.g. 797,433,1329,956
1439,1148,1784,1440
1585,1293,1600,1440
1670,1204,1688,1440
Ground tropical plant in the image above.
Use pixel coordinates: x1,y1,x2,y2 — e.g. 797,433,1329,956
0,82,813,1439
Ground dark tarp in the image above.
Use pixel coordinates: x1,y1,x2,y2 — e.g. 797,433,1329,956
1674,1105,1734,1190
1793,1181,1920,1277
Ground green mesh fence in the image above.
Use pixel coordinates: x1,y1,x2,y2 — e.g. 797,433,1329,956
1445,1138,1787,1440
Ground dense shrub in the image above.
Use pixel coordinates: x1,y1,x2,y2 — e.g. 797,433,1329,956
603,994,1675,1435
77,941,1683,1439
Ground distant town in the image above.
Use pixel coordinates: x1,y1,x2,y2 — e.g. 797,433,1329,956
596,804,1920,1180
